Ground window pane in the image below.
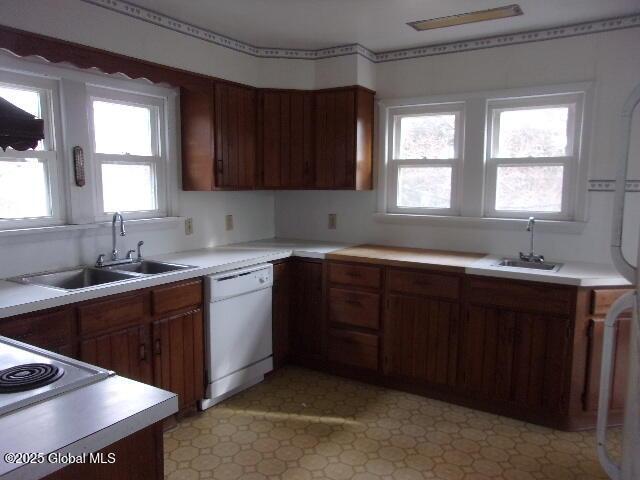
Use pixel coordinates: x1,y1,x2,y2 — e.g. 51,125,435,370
0,159,50,218
495,107,569,158
0,85,44,150
101,163,156,213
397,167,452,209
398,114,456,159
93,100,153,156
495,165,564,212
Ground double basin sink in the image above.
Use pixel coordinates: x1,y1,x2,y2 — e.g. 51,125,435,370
9,261,194,291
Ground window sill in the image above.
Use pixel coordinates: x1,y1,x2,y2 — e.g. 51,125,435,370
373,213,586,234
0,216,185,239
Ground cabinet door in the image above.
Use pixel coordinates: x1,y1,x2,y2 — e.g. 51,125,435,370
582,317,630,412
290,260,325,361
384,294,459,387
80,325,152,384
152,309,205,411
460,306,571,413
180,83,215,190
259,91,313,188
0,307,73,354
272,262,291,368
315,89,356,188
214,82,256,188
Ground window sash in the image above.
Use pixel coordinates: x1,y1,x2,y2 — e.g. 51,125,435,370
388,103,464,214
484,156,575,219
0,72,63,228
87,87,167,221
484,92,583,220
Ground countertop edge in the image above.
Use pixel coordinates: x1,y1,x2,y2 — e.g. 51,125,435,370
1,389,178,480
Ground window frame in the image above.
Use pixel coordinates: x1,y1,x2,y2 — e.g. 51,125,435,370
378,83,591,225
0,71,65,229
87,86,169,221
386,102,465,215
484,92,585,220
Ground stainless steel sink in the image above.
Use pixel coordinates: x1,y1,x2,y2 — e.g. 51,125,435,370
9,267,140,290
497,259,562,272
106,260,193,275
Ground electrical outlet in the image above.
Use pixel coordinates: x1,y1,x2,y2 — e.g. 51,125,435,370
184,217,193,235
328,213,337,230
225,214,234,231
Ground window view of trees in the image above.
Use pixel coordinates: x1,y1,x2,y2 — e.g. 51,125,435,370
397,166,452,209
495,165,564,212
495,107,569,158
398,114,456,159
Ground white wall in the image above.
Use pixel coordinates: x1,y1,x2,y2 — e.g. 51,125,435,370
1,0,639,275
0,0,280,278
276,28,640,265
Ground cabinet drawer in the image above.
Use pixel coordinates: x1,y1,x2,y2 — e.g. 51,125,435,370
0,309,73,349
466,277,573,315
387,269,460,300
151,279,203,316
327,328,379,371
329,288,380,330
78,293,147,336
591,289,632,316
329,263,381,289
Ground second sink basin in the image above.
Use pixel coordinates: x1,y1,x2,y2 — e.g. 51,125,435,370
106,260,193,275
12,267,139,290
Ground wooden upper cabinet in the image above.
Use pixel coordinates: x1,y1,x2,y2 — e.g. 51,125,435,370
258,90,314,188
315,87,374,190
181,82,215,190
215,82,257,189
182,82,374,191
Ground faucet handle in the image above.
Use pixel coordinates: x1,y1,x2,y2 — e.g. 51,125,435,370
126,249,136,260
95,254,105,267
137,241,144,261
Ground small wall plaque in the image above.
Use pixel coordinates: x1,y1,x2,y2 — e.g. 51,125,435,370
72,146,85,187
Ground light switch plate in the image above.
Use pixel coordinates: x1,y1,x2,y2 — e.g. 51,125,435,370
328,213,337,230
225,214,234,231
185,217,193,235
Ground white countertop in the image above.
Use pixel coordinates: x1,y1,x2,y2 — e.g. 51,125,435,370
0,238,351,320
0,238,630,320
468,255,630,287
0,374,177,480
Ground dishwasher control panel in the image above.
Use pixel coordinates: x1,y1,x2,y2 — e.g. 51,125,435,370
206,264,273,302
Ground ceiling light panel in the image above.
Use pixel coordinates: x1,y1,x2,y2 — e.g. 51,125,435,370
408,4,524,31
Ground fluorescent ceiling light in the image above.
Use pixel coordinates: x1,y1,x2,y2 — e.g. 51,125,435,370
408,4,523,31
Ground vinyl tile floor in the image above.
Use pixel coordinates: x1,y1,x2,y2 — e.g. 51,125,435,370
164,366,620,480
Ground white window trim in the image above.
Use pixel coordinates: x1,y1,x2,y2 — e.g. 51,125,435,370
87,86,169,221
484,92,585,220
0,52,179,232
386,103,465,215
377,82,593,227
0,70,66,229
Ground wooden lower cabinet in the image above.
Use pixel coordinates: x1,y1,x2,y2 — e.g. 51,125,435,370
152,309,205,412
44,423,163,480
384,294,459,388
80,324,153,385
0,278,205,417
290,259,325,362
272,261,291,368
459,306,571,415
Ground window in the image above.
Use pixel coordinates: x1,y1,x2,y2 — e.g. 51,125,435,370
89,88,167,219
0,74,62,228
485,93,583,219
387,104,464,214
380,85,588,223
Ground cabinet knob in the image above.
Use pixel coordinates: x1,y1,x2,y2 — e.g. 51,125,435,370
139,343,146,361
154,338,161,355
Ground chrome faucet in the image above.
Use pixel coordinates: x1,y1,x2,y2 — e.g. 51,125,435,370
111,212,126,261
519,216,545,263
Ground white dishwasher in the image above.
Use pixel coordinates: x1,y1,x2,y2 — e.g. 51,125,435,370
200,263,273,410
